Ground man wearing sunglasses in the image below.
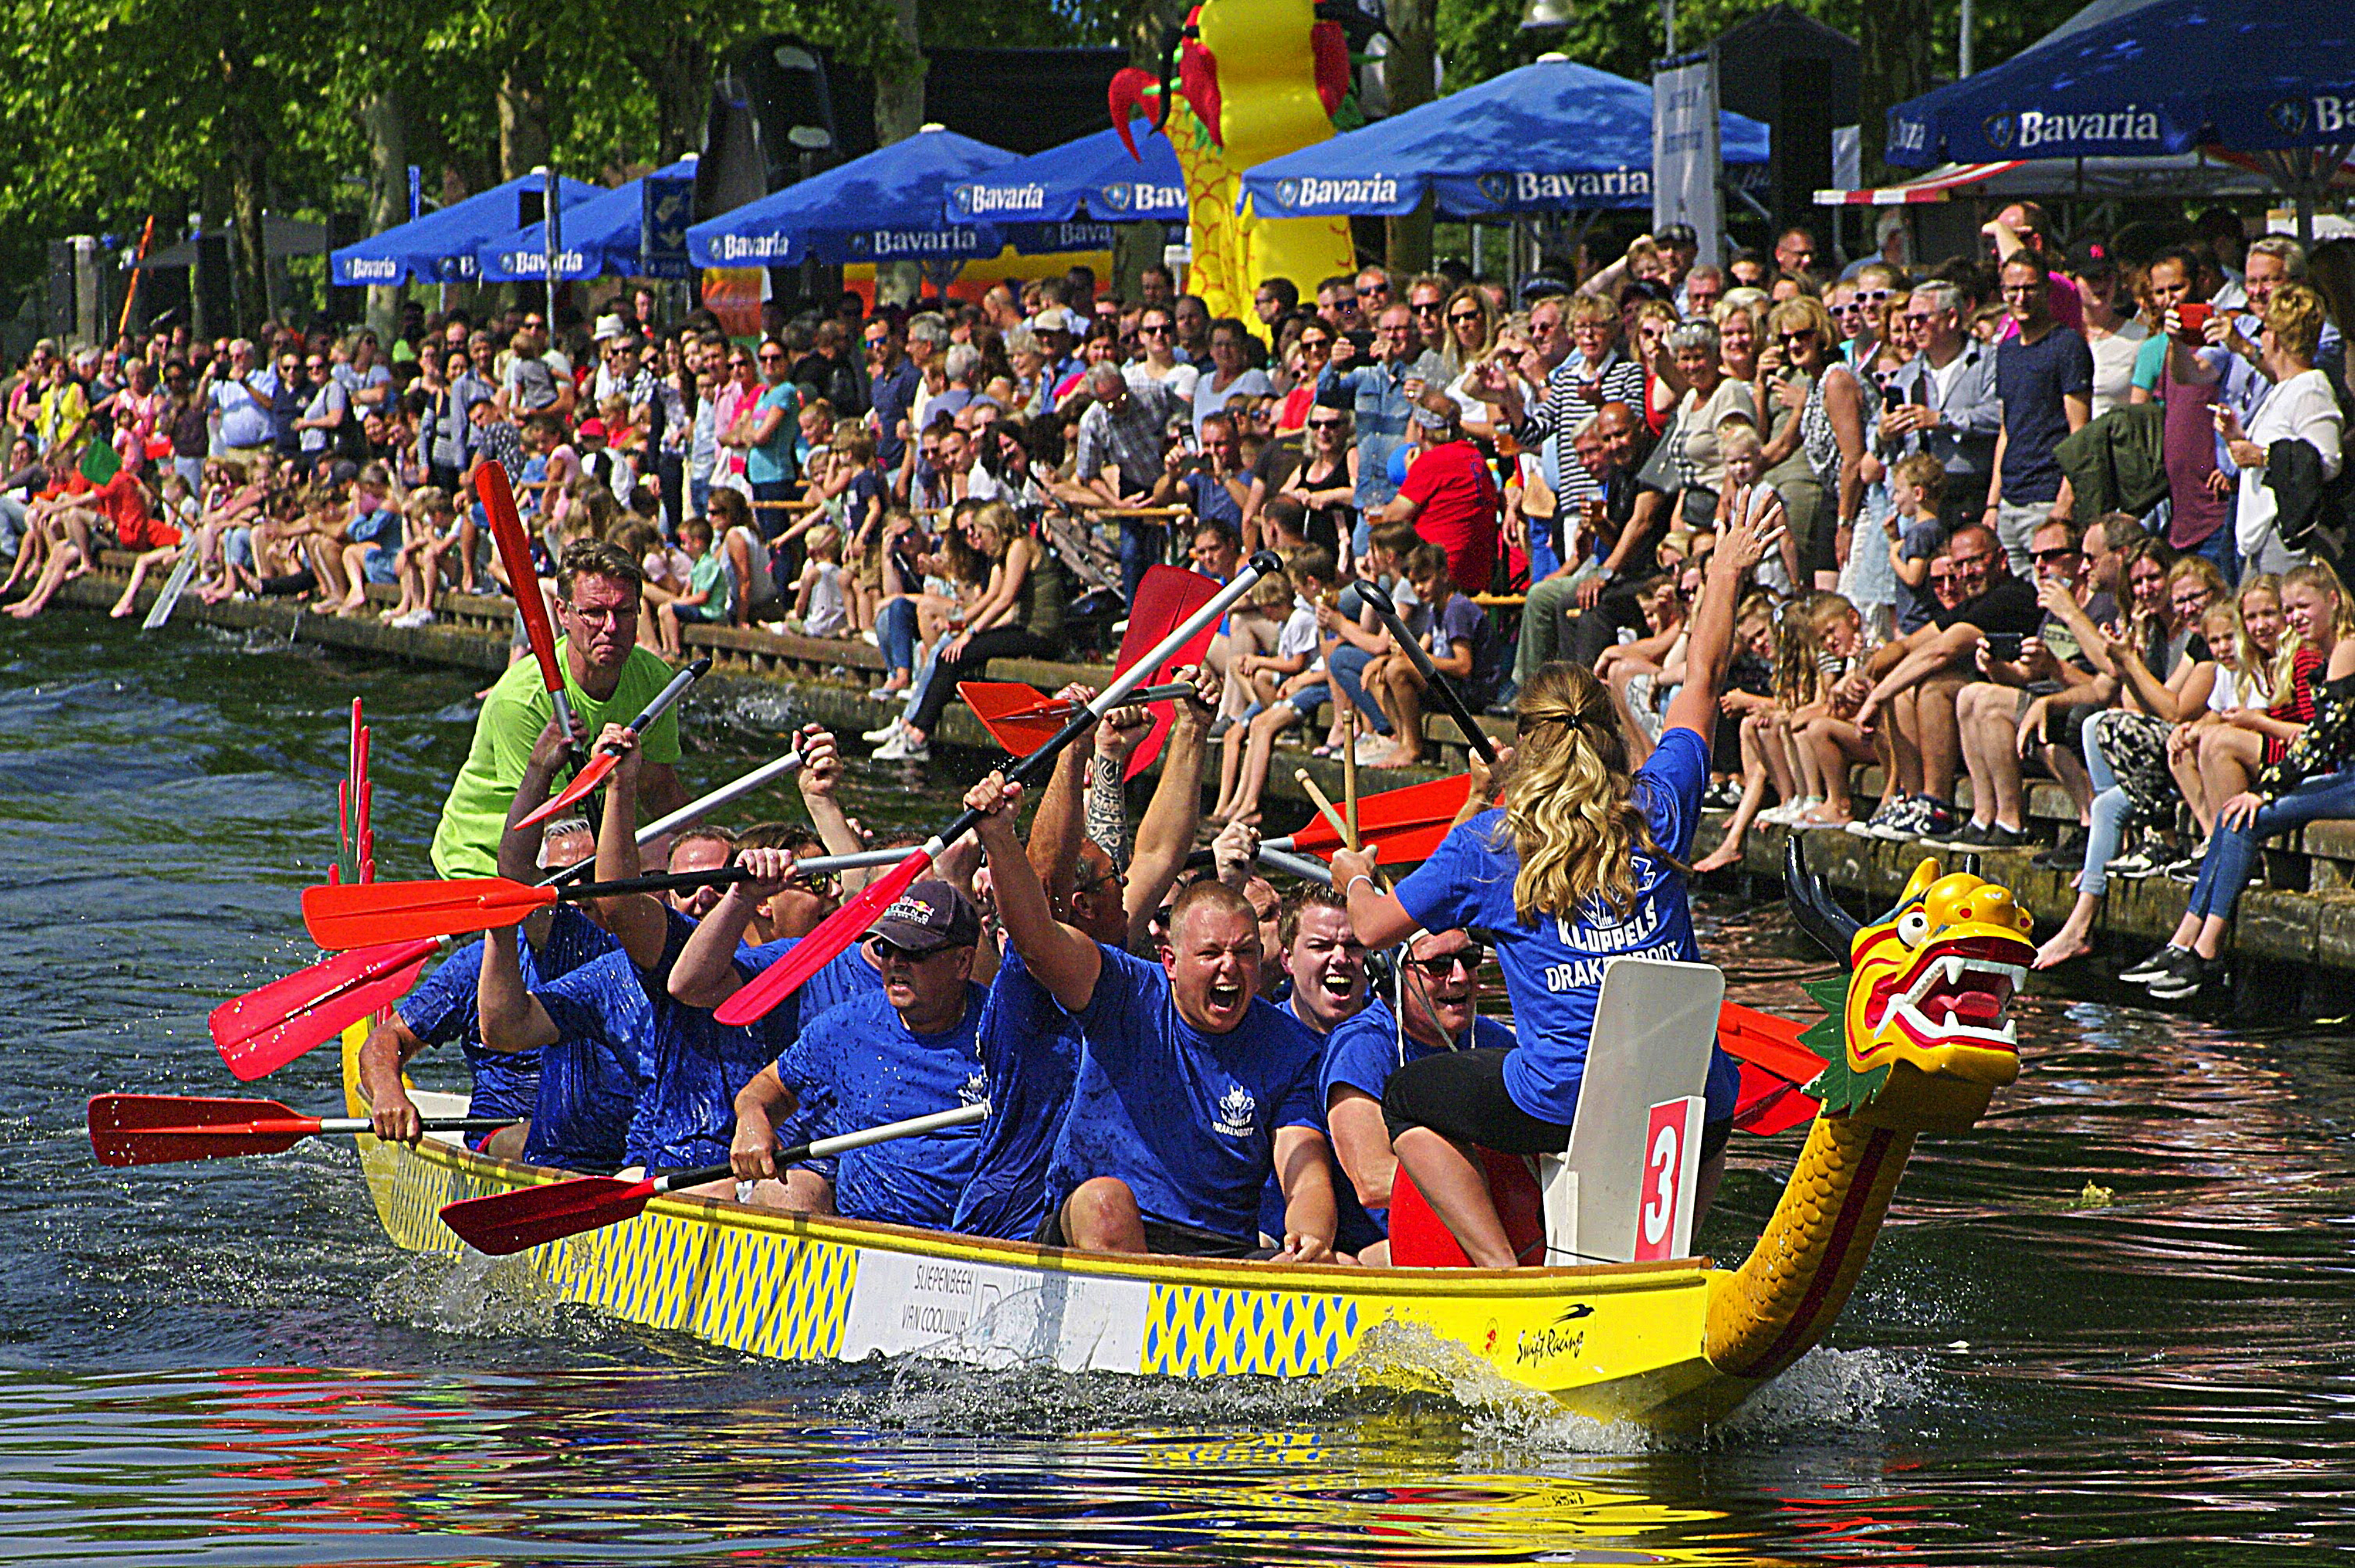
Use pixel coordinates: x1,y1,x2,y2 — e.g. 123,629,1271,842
729,880,989,1228
1319,926,1514,1265
1879,280,1999,503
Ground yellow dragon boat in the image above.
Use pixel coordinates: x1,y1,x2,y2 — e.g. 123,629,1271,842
346,852,2033,1431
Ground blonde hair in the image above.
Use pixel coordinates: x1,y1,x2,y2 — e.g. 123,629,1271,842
1491,662,1663,924
2264,281,2330,364
806,521,842,560
2283,559,2355,639
2232,574,2290,702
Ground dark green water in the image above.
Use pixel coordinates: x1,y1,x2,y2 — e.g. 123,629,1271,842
1,612,2350,1564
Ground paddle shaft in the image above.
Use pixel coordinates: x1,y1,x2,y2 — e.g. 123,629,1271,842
1293,770,1356,852
605,655,709,746
910,552,1280,867
518,656,713,827
544,749,803,887
642,1101,991,1195
296,1115,513,1137
1023,680,1195,717
1180,843,1334,885
1355,581,1498,764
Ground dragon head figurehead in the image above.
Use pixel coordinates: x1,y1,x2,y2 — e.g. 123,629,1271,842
1785,838,2033,1135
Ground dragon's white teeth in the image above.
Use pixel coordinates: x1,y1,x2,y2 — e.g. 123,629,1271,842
1943,955,1967,987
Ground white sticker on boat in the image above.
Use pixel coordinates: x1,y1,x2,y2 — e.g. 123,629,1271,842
839,1249,1151,1373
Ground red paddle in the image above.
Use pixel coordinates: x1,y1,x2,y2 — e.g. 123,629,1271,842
1716,1001,1823,1135
716,551,1282,1027
476,462,577,746
960,679,1195,757
513,656,711,830
210,939,438,1082
1114,566,1222,780
439,1102,989,1254
90,1093,515,1167
302,866,758,951
1272,774,1476,855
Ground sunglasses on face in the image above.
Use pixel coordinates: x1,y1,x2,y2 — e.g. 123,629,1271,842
1448,310,1483,324
1778,331,1816,346
1412,301,1443,316
1140,323,1170,336
1308,418,1344,430
1408,947,1481,977
2032,547,2080,563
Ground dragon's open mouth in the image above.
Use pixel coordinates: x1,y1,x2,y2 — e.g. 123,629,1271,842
1870,937,2028,1049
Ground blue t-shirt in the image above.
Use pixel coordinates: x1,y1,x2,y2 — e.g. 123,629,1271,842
869,360,922,467
348,503,402,553
1394,726,1737,1127
745,381,801,486
776,985,988,1228
1314,998,1515,1248
1048,944,1324,1242
1180,470,1244,528
1895,513,1950,634
599,908,798,1170
1994,324,2094,506
395,905,616,1121
955,946,1082,1241
526,948,653,1170
737,938,886,1178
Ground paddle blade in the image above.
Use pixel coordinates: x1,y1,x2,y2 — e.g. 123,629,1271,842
476,464,562,691
715,850,934,1025
90,1093,313,1167
1115,566,1220,781
211,938,438,1081
1718,1001,1824,1136
516,748,620,829
439,1173,657,1255
960,680,1066,757
1286,775,1475,854
302,878,554,950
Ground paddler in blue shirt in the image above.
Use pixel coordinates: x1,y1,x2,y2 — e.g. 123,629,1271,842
476,723,792,1193
360,719,616,1159
967,768,1336,1262
1330,494,1781,1267
727,881,989,1227
1321,927,1514,1266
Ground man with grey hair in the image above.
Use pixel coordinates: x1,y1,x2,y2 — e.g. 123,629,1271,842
1074,362,1184,606
201,338,278,473
1879,279,2000,499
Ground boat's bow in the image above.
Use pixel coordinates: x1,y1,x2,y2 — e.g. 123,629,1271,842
1704,849,2034,1384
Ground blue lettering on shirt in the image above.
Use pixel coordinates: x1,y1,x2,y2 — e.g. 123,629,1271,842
1048,944,1324,1242
776,985,987,1228
955,946,1081,1241
1393,726,1737,1126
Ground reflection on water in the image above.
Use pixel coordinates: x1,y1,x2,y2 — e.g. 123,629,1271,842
0,615,2351,1563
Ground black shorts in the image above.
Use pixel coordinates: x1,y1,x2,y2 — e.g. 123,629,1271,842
1033,1201,1260,1259
1383,1045,1732,1163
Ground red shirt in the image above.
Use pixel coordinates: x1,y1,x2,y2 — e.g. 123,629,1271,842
1399,439,1500,594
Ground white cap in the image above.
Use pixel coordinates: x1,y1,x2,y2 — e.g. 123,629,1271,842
592,313,627,343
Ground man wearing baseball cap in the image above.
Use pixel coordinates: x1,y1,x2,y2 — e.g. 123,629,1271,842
728,878,989,1227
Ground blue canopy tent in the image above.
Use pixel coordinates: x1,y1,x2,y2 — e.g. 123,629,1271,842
688,127,1019,269
475,157,700,282
945,124,1189,225
331,172,602,287
1887,0,2354,178
1239,59,1771,220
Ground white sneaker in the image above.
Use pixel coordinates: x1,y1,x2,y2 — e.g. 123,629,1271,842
394,608,434,629
862,718,904,744
872,730,929,763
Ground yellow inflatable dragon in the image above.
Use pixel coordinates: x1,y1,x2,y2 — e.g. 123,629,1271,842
1109,0,1362,322
1703,841,2035,1390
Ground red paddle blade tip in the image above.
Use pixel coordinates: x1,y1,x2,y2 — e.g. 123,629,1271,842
439,1174,657,1255
301,878,552,950
516,751,620,829
89,1093,311,1167
715,852,932,1025
211,939,437,1081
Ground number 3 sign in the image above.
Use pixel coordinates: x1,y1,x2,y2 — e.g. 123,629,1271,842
1635,1096,1707,1262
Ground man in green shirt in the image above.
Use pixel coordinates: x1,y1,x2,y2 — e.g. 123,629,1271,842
431,541,691,878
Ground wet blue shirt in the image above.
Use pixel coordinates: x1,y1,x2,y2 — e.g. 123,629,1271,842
397,906,617,1122
1319,998,1515,1244
1047,944,1324,1242
955,947,1082,1241
737,939,886,1180
526,948,653,1170
776,985,988,1228
1394,726,1737,1126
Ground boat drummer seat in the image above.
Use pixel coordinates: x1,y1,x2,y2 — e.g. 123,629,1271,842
1388,958,1724,1269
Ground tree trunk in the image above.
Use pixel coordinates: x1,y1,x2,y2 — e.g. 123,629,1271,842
1857,0,1934,181
498,53,551,182
628,33,710,165
360,86,407,340
1380,0,1436,274
872,0,927,307
216,42,269,334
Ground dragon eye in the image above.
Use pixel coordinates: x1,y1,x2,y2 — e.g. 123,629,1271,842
1897,907,1931,946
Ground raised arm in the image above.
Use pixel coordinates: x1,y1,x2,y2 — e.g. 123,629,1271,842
966,770,1102,1013
1660,491,1781,745
588,726,671,968
1125,665,1220,946
668,846,789,1009
478,918,559,1054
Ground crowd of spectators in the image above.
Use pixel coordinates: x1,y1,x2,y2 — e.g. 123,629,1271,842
6,205,2355,1001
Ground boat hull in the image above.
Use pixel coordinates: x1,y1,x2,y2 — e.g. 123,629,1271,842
344,1032,1755,1426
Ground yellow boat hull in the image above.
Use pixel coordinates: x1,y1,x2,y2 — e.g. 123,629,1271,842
344,1030,1764,1427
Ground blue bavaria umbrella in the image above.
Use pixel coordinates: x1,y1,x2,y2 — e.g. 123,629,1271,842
475,157,700,282
1887,0,2355,168
331,172,602,287
1240,59,1770,220
688,126,1017,268
945,124,1189,225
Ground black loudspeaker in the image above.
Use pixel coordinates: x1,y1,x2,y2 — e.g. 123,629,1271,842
193,233,235,340
697,35,840,218
46,241,75,340
1772,59,1835,238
